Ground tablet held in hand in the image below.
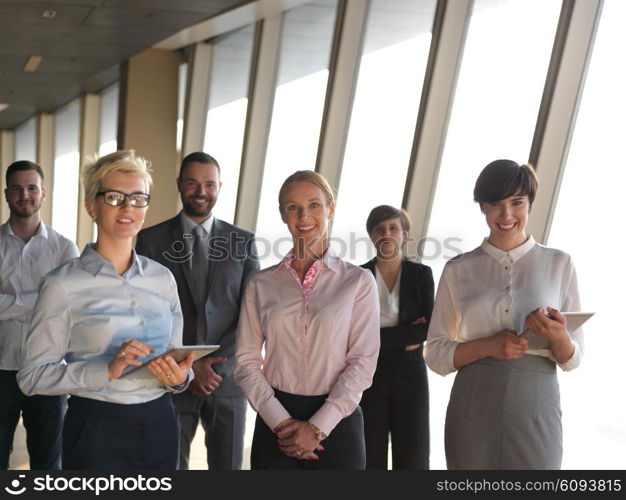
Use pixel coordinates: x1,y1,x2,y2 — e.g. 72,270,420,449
120,345,220,378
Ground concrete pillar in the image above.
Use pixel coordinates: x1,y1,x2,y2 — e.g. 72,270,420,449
119,48,182,228
0,131,14,223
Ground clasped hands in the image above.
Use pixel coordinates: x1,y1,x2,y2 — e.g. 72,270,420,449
486,307,569,360
273,418,325,460
107,339,193,386
188,356,227,396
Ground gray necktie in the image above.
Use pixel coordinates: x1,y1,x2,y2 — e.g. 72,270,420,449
192,225,208,343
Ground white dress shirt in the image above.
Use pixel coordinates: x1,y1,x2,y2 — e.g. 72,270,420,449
0,221,79,370
374,266,400,328
424,236,583,376
235,248,380,436
17,244,191,403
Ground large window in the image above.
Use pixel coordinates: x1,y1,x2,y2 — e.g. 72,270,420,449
177,62,188,157
255,0,338,267
425,0,562,280
52,99,80,243
332,0,438,265
98,83,119,156
14,118,37,162
547,0,626,469
203,25,255,224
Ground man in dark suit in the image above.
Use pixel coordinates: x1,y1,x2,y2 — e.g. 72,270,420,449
136,152,259,470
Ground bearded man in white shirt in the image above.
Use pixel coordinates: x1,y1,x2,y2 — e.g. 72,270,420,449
0,161,79,470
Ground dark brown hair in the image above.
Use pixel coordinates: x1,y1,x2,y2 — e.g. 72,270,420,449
473,159,538,210
6,160,44,185
366,205,411,235
179,151,220,178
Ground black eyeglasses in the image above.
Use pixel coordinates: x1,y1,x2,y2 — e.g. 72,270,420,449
96,190,151,207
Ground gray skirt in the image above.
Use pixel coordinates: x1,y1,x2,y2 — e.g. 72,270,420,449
445,355,562,470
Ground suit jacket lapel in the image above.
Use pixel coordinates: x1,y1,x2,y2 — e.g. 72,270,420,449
398,259,411,318
362,258,376,274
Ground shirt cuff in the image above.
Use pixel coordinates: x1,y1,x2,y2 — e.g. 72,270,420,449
87,360,112,388
444,344,458,375
167,369,194,393
555,340,581,371
424,341,458,376
259,396,291,431
309,402,343,437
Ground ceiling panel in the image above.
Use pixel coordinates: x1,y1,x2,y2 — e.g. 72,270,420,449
0,3,92,27
84,7,212,31
0,23,172,46
103,0,237,14
0,1,103,5
0,0,250,129
0,38,144,61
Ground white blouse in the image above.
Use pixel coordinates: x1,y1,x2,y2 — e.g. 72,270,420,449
374,266,400,328
424,236,583,376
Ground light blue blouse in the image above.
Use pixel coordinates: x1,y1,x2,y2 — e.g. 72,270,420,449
17,244,191,404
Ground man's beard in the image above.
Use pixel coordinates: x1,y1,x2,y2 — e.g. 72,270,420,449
9,200,40,218
181,197,215,218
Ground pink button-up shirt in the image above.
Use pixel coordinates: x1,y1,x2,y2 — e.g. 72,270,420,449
234,248,380,436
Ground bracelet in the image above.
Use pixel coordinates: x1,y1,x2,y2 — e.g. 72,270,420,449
307,422,327,441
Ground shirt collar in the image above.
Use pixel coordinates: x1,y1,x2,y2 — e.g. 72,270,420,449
0,222,11,238
80,243,144,277
35,222,48,239
374,266,400,296
481,235,536,263
274,245,341,274
2,221,48,240
180,212,214,237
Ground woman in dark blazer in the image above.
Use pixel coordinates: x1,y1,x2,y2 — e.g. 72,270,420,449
360,205,434,470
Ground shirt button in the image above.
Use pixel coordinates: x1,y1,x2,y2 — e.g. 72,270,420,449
505,309,510,313
505,266,509,270
506,286,510,290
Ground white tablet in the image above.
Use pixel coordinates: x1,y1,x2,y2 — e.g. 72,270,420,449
120,345,219,378
521,312,593,353
561,312,595,331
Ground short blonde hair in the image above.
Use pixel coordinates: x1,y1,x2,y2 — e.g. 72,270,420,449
82,150,153,203
278,170,336,209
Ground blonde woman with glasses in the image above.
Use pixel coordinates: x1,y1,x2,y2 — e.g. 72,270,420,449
18,150,193,469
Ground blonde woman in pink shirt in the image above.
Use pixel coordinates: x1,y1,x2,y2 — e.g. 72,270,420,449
235,170,380,469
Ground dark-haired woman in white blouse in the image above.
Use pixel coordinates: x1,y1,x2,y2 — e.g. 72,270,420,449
425,159,583,470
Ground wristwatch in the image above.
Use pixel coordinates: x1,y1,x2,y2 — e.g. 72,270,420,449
308,422,327,441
